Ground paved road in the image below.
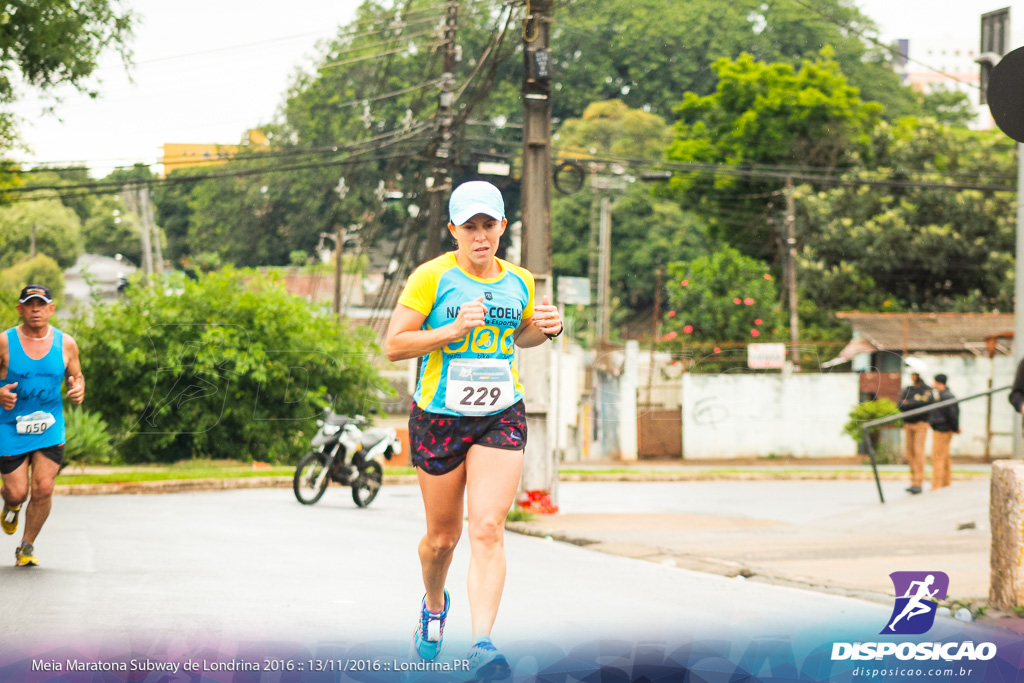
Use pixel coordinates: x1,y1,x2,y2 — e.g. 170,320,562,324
0,485,1013,681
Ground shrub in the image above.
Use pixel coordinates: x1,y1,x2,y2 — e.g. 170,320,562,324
63,407,117,466
66,267,388,464
843,399,902,441
0,254,65,306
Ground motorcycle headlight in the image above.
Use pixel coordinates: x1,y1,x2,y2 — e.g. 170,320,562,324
321,424,341,436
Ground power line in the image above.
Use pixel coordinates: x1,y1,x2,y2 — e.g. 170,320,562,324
784,0,981,91
552,149,1017,193
11,118,434,179
136,32,333,65
5,129,434,202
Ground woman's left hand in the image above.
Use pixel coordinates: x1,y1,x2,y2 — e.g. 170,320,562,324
533,295,562,337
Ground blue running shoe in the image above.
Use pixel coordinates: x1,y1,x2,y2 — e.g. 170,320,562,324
466,637,511,680
413,589,449,660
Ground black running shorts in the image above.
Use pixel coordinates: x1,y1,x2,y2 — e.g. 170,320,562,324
0,444,66,474
409,400,527,475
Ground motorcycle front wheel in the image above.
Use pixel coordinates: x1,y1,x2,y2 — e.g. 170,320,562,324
351,460,383,508
294,452,330,505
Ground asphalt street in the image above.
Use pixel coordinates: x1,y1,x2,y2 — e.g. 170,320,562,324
0,483,1012,681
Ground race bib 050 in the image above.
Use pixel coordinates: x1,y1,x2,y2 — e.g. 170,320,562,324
15,410,56,435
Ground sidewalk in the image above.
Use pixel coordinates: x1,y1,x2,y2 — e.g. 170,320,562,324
506,469,1022,631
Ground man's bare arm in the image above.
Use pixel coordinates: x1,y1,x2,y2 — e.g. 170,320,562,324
64,334,85,405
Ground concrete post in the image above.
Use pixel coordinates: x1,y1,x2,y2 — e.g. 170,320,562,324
990,459,1024,609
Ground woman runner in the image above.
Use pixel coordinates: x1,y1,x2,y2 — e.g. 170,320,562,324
385,180,562,679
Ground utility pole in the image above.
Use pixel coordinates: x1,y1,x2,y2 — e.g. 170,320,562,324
124,183,154,285
597,195,611,345
519,0,556,507
591,175,628,346
140,184,163,276
646,265,663,407
30,222,37,258
333,225,346,316
784,176,800,371
424,0,459,260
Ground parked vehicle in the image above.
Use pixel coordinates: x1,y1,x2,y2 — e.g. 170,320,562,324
293,410,400,507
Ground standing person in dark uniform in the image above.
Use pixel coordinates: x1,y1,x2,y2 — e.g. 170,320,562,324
898,371,933,495
928,374,959,491
1010,358,1024,418
0,285,85,566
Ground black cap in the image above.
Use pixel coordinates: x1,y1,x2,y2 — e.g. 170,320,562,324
934,374,948,385
18,284,53,304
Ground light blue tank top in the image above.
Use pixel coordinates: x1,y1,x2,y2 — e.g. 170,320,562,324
0,327,67,455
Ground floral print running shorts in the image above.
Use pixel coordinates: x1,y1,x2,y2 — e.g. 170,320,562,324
408,399,527,475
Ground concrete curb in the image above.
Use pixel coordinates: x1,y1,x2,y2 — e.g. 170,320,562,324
51,470,991,495
556,471,987,482
504,521,896,606
54,474,418,496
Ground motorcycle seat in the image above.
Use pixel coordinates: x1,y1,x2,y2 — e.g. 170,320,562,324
326,414,359,427
360,428,392,443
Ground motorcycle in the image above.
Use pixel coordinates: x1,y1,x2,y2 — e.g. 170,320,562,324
293,410,400,507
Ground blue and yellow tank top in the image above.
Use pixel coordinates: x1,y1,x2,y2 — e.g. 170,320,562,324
398,252,535,416
0,327,67,455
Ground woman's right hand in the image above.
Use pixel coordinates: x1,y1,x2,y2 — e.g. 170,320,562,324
451,296,486,337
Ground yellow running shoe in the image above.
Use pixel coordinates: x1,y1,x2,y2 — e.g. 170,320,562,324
1,503,20,535
15,542,38,567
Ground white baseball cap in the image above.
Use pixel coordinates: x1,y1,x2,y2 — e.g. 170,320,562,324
448,181,505,226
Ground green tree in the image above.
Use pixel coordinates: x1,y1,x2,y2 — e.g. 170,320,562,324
552,0,919,123
167,0,932,270
152,166,212,265
19,167,96,223
67,268,387,463
666,50,884,264
82,194,144,265
555,100,673,159
799,118,1016,312
552,184,713,327
917,88,975,129
0,253,65,305
663,246,784,343
0,198,82,269
0,1,134,152
551,100,713,327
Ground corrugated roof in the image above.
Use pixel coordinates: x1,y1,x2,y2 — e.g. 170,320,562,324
835,312,1014,353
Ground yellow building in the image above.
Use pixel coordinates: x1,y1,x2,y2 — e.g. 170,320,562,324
160,129,268,176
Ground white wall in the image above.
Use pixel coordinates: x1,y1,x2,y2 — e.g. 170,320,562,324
681,373,861,458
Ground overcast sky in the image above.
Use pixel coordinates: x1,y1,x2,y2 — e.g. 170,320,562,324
9,0,362,177
5,0,1011,178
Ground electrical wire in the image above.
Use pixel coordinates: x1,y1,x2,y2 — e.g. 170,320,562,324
5,128,434,201
319,39,447,71
550,149,1017,193
784,0,981,91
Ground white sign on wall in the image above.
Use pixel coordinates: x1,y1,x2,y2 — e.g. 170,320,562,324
748,343,787,369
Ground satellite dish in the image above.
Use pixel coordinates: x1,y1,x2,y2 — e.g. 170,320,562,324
988,46,1024,143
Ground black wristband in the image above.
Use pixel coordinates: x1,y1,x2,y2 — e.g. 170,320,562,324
545,325,563,340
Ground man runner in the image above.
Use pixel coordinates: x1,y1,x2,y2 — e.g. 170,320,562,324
0,285,85,566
